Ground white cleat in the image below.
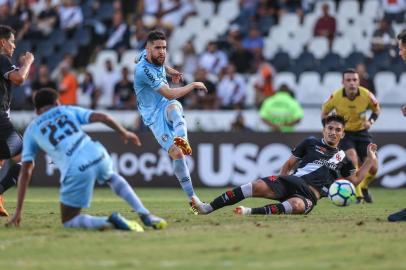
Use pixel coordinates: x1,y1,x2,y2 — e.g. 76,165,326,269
233,206,252,216
191,196,213,215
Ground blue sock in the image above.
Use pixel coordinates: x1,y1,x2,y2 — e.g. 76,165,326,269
173,158,195,199
108,173,150,215
64,214,110,229
168,109,187,138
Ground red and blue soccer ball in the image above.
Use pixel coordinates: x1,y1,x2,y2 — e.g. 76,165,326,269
328,179,356,206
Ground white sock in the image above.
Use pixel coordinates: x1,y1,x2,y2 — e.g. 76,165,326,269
63,214,111,229
282,201,293,214
241,182,253,198
108,173,150,215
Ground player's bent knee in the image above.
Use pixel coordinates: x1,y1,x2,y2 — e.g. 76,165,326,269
252,179,272,198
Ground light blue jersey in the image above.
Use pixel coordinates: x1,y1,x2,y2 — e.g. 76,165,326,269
134,51,169,126
133,51,184,151
22,106,114,208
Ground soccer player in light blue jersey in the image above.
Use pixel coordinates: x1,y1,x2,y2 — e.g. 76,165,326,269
134,30,207,211
7,88,167,231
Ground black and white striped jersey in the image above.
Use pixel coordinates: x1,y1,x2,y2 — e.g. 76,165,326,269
291,136,356,197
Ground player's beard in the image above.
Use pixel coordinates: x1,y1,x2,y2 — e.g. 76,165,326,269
151,55,165,66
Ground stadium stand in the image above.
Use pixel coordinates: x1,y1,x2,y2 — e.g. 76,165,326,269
5,0,406,131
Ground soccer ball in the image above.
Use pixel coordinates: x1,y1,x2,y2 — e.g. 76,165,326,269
328,179,356,206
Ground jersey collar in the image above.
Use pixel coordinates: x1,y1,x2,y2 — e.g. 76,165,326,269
342,87,360,99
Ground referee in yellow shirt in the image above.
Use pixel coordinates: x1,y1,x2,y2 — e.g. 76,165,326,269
321,68,380,203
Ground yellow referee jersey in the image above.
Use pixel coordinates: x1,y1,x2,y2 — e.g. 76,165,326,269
322,87,380,132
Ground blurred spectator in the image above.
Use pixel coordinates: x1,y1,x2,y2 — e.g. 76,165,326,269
216,64,246,110
58,64,78,105
313,3,336,48
231,110,253,132
105,10,130,54
81,71,101,109
229,38,255,74
129,17,148,50
113,67,136,110
181,41,199,79
222,24,243,51
259,84,303,132
199,41,228,77
356,63,376,95
160,0,196,30
381,0,406,24
30,64,57,105
242,26,264,57
371,19,396,56
194,67,218,110
58,0,83,34
36,0,59,37
140,0,160,28
254,1,274,36
11,0,33,40
0,2,20,32
254,57,275,107
98,59,120,108
51,53,75,81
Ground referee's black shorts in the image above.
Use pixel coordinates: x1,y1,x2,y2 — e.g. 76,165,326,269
339,129,372,162
0,126,22,160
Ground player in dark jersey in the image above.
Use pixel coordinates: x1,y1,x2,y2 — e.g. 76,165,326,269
387,30,406,222
0,25,34,216
191,115,378,216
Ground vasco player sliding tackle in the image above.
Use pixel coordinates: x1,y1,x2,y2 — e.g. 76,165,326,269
192,115,377,216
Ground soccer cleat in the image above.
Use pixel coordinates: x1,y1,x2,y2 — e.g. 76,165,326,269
361,188,373,203
140,214,168,230
108,212,144,232
388,209,406,222
0,195,9,217
189,201,199,215
233,206,252,216
356,197,364,204
173,137,192,155
190,196,212,215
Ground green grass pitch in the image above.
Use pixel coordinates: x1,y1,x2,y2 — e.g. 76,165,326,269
1,187,406,270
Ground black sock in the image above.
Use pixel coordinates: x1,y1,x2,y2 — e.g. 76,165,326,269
210,187,245,210
0,163,21,194
251,203,286,215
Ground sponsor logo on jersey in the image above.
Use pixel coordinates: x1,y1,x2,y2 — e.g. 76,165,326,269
315,145,327,155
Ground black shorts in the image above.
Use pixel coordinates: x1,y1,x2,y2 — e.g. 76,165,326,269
261,175,318,214
0,127,23,159
339,130,372,162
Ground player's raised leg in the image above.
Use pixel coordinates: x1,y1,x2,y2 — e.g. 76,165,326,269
192,181,257,214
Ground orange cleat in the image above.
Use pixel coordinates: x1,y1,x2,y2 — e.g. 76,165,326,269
0,195,9,217
173,137,192,155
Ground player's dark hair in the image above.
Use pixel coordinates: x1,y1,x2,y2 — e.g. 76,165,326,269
147,30,166,43
34,88,59,111
324,114,346,127
342,68,357,78
397,30,406,44
0,25,15,40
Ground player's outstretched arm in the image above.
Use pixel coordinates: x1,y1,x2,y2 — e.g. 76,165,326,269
8,52,34,85
158,82,207,100
89,112,141,146
347,143,377,186
6,162,35,227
